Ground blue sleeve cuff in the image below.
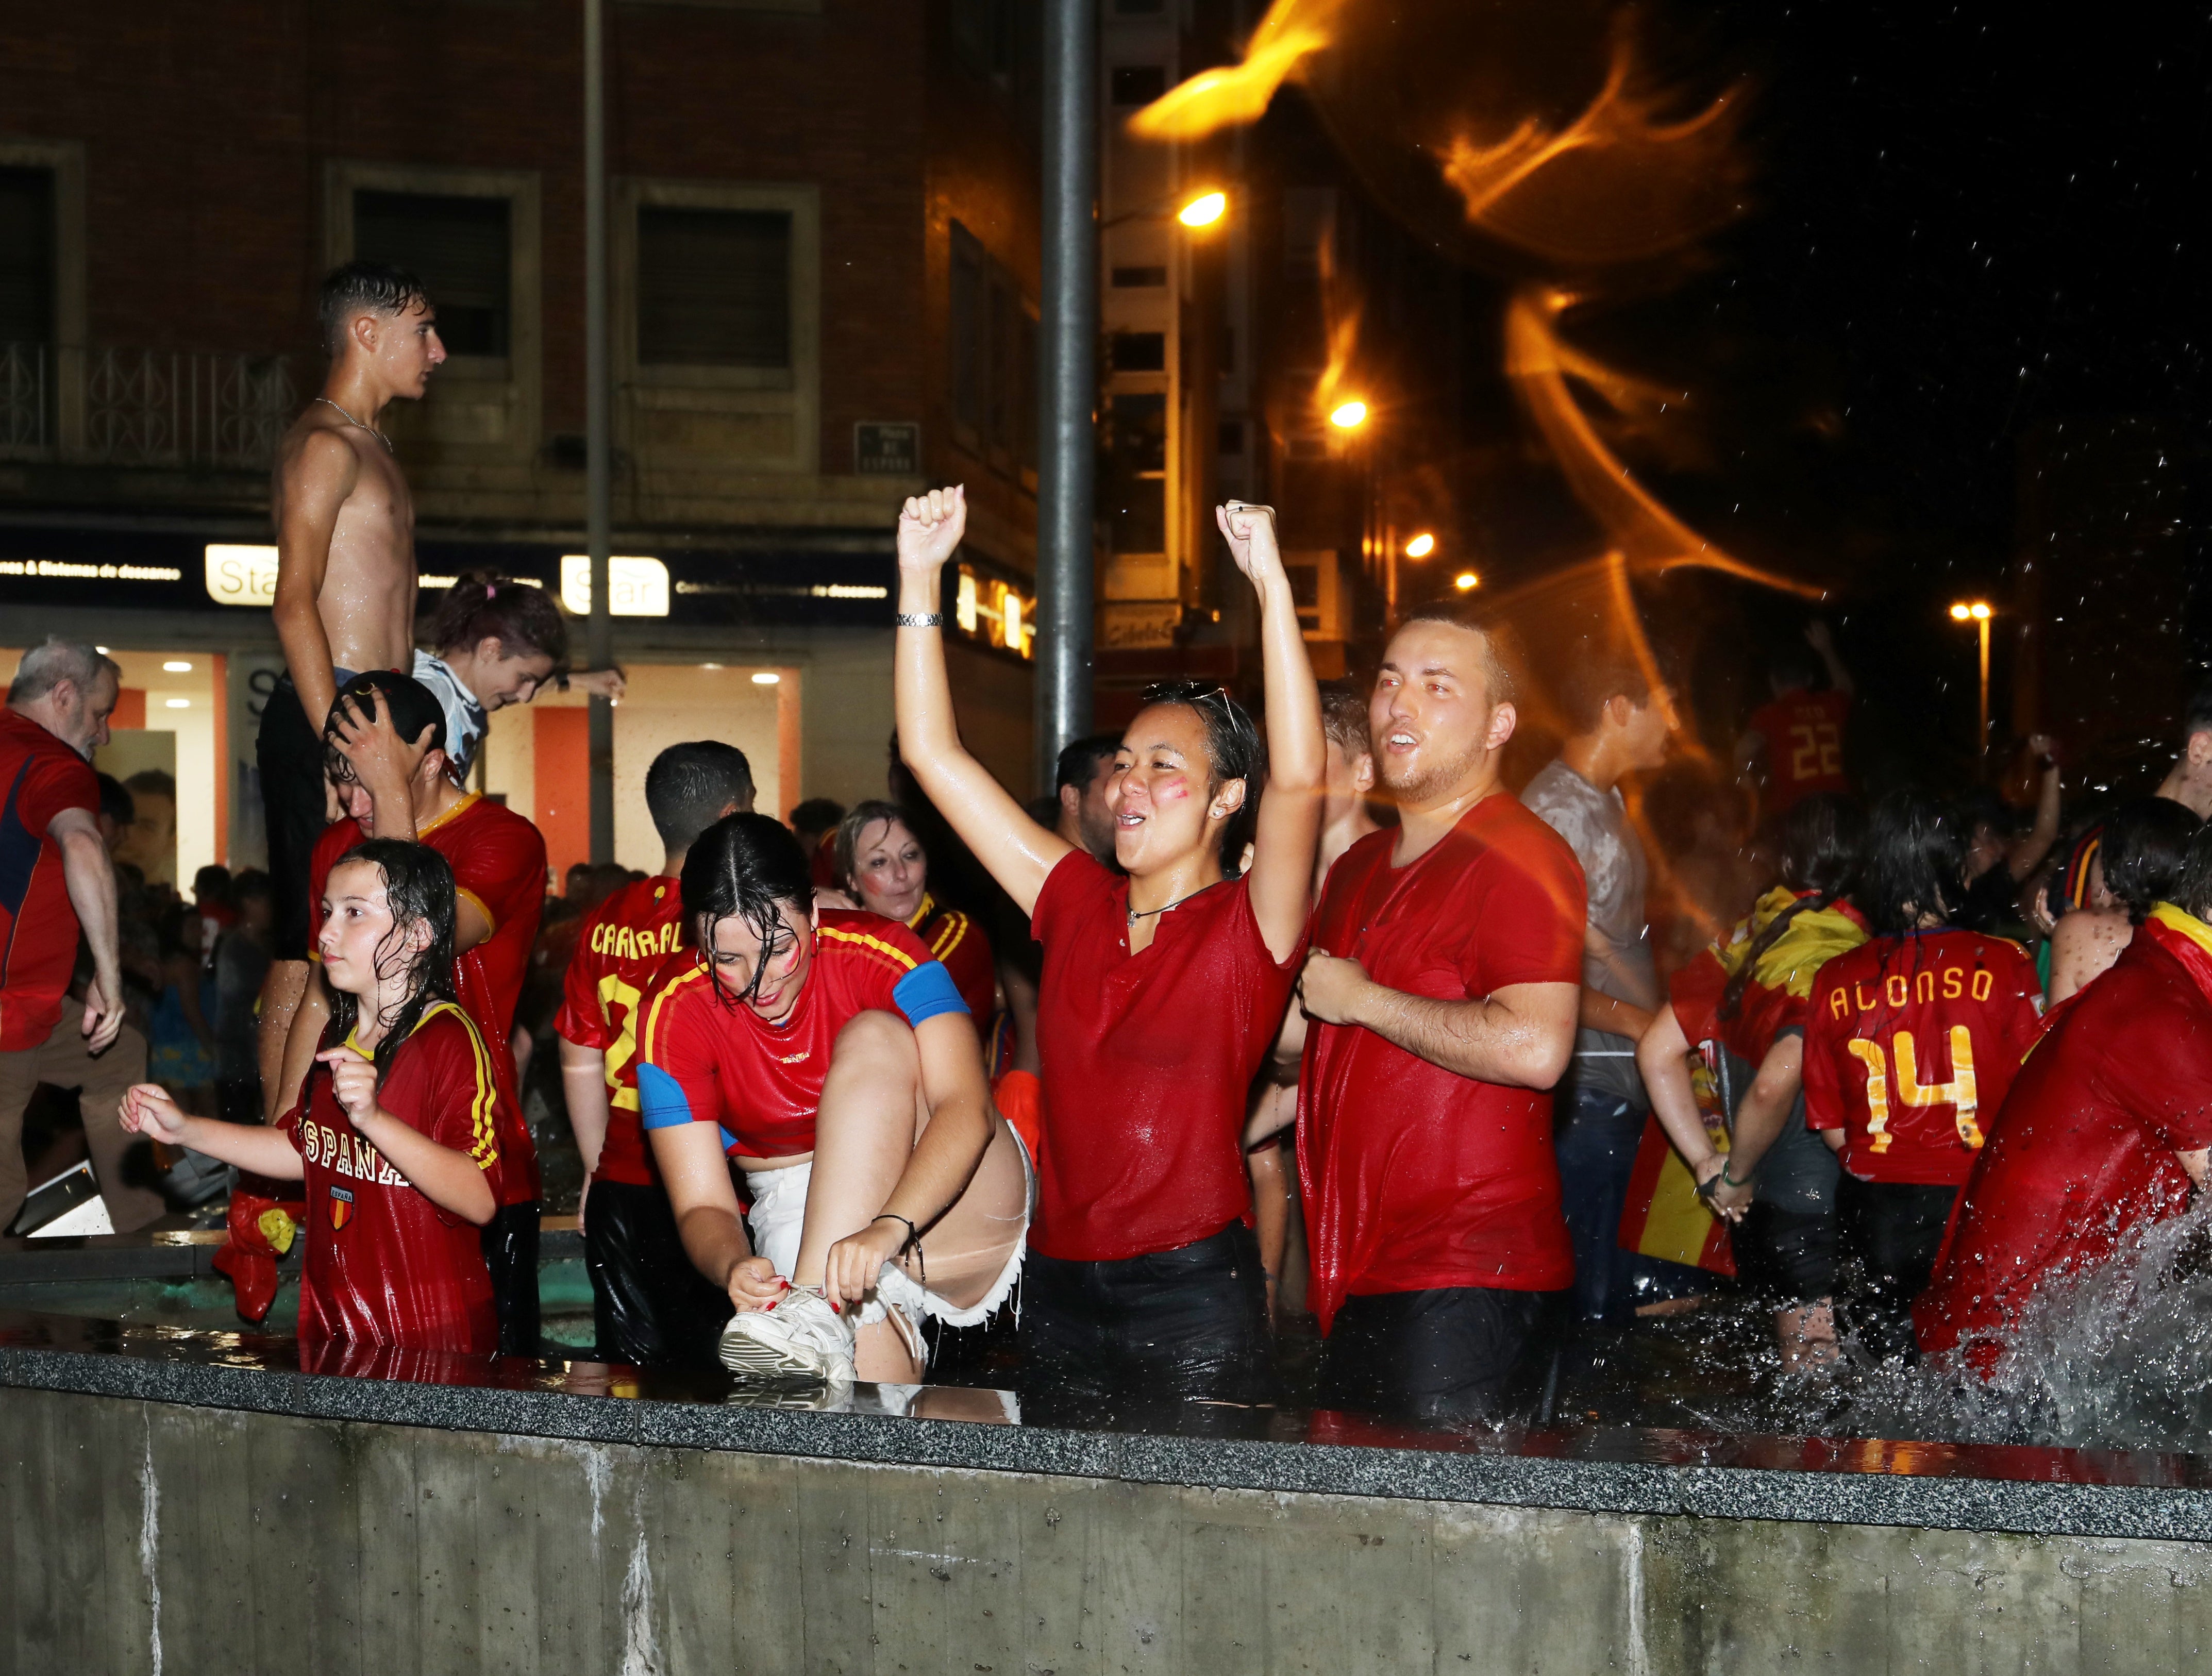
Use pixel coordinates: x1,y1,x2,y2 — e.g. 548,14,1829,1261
638,1063,695,1131
892,960,969,1027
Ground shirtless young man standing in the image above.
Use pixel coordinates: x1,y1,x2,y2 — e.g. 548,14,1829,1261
254,262,445,1112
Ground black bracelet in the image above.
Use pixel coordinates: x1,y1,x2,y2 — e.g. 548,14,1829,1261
873,1213,918,1250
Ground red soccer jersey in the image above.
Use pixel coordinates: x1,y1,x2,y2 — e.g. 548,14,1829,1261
1749,688,1852,815
0,707,100,1050
552,873,685,1188
909,894,996,1026
1029,853,1303,1263
633,911,966,1160
1298,795,1585,1331
1915,915,2212,1365
280,1001,500,1353
309,792,547,1203
1804,930,2044,1186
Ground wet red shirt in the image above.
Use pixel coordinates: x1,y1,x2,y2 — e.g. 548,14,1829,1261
281,1002,500,1353
633,911,959,1160
310,792,547,1203
552,873,685,1188
1749,688,1852,814
0,708,99,1050
1030,853,1302,1263
910,894,996,1026
1915,918,2212,1364
1298,796,1585,1331
1804,930,2044,1186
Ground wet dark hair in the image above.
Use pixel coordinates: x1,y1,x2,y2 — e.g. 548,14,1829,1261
1722,792,1865,1022
787,798,845,843
1861,789,1965,935
644,740,756,851
322,839,458,1080
680,813,815,1007
322,671,449,786
1768,639,1820,694
2173,824,2212,922
2099,796,2202,924
432,573,571,668
319,260,430,357
1054,732,1122,795
834,799,921,897
1317,682,1371,758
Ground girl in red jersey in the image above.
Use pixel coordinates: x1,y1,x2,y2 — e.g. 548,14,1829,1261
639,814,1029,1387
1801,791,2044,1362
833,800,999,1027
123,840,502,1354
893,485,1324,1406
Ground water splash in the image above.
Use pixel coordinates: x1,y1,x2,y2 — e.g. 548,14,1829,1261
619,1501,661,1676
1846,1201,2212,1452
139,1425,163,1676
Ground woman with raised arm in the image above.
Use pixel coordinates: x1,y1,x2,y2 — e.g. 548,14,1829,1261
894,485,1325,1402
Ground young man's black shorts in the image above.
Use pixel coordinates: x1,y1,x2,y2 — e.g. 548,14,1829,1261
584,1179,733,1369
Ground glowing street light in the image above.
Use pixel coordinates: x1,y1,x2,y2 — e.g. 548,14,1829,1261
1177,190,1227,228
1329,399,1368,430
1951,600,1995,776
1453,571,1480,592
1404,532,1436,559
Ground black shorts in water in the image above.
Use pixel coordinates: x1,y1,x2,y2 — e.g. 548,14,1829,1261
1317,1285,1545,1424
584,1178,733,1370
1835,1175,1960,1362
482,1200,541,1358
1019,1220,1272,1409
256,676,334,963
1736,1202,1836,1309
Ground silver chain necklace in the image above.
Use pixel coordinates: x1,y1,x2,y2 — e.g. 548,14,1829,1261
316,396,394,453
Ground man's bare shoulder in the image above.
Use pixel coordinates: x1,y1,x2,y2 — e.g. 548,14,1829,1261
276,411,368,480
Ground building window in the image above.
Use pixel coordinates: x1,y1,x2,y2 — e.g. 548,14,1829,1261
0,168,55,350
1104,392,1167,555
352,190,511,359
949,221,1036,482
1111,65,1166,105
636,206,792,370
1111,331,1166,373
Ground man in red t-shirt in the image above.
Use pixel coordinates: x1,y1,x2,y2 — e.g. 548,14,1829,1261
1298,606,1584,1422
277,672,548,1353
0,639,166,1232
1738,622,1853,820
1916,896,2212,1371
554,740,753,1367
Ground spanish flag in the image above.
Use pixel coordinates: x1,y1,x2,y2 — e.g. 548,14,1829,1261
1618,1058,1737,1278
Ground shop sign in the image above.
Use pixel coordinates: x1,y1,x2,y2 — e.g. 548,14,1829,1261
206,544,280,607
1100,600,1182,651
559,555,671,617
854,422,920,476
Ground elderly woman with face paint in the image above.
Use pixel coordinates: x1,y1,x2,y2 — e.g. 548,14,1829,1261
633,813,1029,1389
893,485,1326,1406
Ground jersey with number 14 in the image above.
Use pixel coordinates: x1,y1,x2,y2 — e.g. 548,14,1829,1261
1803,929,2043,1186
552,874,686,1188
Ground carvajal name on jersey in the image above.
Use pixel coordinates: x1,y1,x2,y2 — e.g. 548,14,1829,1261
302,1119,405,1185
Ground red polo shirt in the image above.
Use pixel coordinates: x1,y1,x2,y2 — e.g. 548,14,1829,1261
0,708,99,1050
1298,795,1585,1331
1029,852,1303,1262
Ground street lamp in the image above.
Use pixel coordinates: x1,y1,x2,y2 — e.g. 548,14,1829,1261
1404,532,1435,559
1329,399,1369,429
1453,571,1480,592
1176,190,1227,228
1951,600,1993,775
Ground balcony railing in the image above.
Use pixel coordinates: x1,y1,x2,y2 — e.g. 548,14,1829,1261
1,343,298,470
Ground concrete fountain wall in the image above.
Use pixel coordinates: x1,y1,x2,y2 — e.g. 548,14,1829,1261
3,1305,2211,1676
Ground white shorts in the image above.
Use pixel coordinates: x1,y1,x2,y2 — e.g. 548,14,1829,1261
742,1132,1032,1339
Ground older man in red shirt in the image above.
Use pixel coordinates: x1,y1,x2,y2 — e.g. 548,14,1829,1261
1298,606,1584,1422
0,638,166,1232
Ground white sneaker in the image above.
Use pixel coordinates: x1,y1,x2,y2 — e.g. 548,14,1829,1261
717,1285,856,1386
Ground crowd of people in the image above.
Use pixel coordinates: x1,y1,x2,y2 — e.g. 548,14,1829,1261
5,258,2210,1429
